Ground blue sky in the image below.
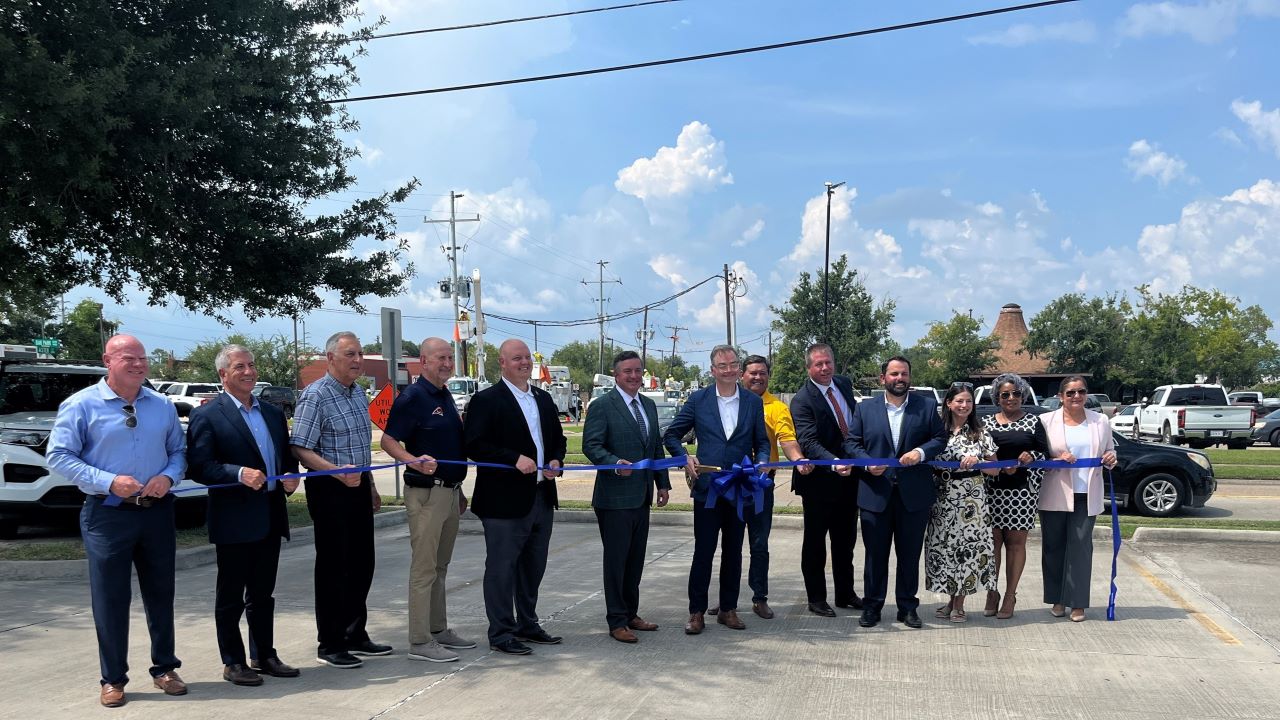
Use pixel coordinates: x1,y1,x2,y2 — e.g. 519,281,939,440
79,0,1280,366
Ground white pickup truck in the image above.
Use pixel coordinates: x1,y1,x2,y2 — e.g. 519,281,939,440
163,381,222,418
1136,384,1256,449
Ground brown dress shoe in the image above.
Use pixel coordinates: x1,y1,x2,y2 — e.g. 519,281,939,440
684,612,705,635
610,627,639,643
252,657,301,678
752,601,774,619
152,671,188,696
717,609,746,630
627,617,658,631
100,683,126,708
223,663,264,687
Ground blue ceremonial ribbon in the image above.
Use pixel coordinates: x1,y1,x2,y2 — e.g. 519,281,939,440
1106,467,1121,621
704,456,773,521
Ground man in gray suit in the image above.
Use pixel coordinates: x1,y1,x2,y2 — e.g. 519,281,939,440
582,350,671,643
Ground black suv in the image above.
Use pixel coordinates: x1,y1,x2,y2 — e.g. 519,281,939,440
252,385,297,418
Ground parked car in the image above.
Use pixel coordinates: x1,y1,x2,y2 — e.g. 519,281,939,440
252,385,297,418
164,381,222,418
973,385,1048,418
152,380,175,394
909,386,941,404
1227,391,1264,406
1110,403,1140,438
0,360,206,538
1089,393,1120,417
1136,384,1255,449
1109,432,1216,516
1252,408,1280,447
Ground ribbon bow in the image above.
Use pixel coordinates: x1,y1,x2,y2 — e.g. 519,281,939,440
704,456,773,521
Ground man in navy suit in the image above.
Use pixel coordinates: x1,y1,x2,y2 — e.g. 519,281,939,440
662,345,769,635
842,356,945,629
187,345,302,686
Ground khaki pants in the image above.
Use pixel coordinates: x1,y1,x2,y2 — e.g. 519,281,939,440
406,484,461,644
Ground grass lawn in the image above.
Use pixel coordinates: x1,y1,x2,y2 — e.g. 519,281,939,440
1205,448,1280,466
1117,517,1280,539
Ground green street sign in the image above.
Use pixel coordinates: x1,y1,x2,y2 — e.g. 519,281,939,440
33,338,60,351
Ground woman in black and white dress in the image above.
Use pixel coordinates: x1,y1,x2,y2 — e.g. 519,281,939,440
925,383,1001,623
981,372,1050,620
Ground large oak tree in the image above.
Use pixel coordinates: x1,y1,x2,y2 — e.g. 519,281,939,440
1,1,416,320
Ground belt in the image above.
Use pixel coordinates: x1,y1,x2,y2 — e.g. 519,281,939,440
90,494,166,509
405,471,463,489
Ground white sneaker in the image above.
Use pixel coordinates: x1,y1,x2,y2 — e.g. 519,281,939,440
408,641,459,663
432,628,477,650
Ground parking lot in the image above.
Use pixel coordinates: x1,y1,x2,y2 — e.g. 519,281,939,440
2,509,1279,720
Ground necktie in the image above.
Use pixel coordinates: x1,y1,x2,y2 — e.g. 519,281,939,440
631,398,646,436
828,387,849,438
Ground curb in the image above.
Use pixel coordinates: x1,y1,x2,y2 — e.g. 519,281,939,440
1131,527,1280,544
0,509,411,582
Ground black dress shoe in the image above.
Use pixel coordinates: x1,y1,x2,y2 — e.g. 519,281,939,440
316,651,363,668
223,663,264,686
252,657,301,678
348,640,393,656
858,610,881,627
835,595,864,610
897,609,923,628
808,601,837,617
489,638,533,655
514,628,562,645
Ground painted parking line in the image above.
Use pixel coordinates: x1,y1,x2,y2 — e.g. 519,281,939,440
1124,553,1241,646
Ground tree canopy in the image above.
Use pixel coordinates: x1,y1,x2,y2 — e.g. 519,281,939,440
768,255,896,393
907,312,997,389
1,1,416,320
177,333,316,386
1023,293,1130,381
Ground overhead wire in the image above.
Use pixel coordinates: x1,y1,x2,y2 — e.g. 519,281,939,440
324,0,1079,104
366,0,685,41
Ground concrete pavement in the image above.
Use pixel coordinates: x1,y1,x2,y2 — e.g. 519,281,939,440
2,509,1279,719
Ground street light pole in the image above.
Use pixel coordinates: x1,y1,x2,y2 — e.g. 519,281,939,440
823,180,845,343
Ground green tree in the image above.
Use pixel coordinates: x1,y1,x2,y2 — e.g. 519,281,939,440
148,348,179,381
909,313,998,388
1,1,417,319
0,293,56,348
55,299,119,360
550,340,602,392
1119,286,1197,390
361,340,420,358
180,334,316,386
1180,287,1277,387
768,255,896,393
1023,293,1131,380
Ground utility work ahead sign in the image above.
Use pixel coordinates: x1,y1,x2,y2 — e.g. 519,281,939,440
368,384,394,431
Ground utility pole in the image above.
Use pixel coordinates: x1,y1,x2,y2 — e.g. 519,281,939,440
722,264,732,347
582,259,621,374
666,324,686,368
473,269,488,383
426,190,479,370
292,314,300,389
823,180,845,343
768,331,773,363
727,269,746,350
636,307,654,365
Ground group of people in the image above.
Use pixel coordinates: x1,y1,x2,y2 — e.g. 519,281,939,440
46,331,1117,710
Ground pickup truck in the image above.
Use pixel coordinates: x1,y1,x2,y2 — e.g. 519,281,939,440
163,382,222,418
1089,393,1120,418
1136,384,1256,449
973,385,1048,418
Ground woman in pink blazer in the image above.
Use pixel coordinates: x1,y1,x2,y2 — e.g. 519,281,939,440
1037,375,1118,622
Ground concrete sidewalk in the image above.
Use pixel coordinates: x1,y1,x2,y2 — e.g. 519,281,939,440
2,511,1278,719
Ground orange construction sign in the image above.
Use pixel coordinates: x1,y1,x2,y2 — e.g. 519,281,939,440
369,384,395,431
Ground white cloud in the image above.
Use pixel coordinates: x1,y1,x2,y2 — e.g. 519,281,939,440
648,254,689,287
734,219,765,248
976,202,1004,217
615,121,733,201
1125,139,1189,186
967,20,1098,46
1213,126,1245,147
1231,99,1280,158
1118,0,1280,44
353,139,383,166
787,185,855,264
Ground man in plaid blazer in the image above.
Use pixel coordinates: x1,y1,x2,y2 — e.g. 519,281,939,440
581,350,671,643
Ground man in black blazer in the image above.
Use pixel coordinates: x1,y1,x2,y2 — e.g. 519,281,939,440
187,345,301,686
465,339,567,655
789,343,862,618
842,356,946,629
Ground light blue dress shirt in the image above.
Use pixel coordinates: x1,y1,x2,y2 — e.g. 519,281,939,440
228,392,279,490
47,379,186,496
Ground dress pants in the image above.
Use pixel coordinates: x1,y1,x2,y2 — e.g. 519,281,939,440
744,485,774,603
860,484,930,613
305,472,375,654
688,497,747,614
406,483,461,644
481,487,554,644
595,506,650,630
1040,494,1097,609
80,494,180,687
800,485,858,604
214,535,283,665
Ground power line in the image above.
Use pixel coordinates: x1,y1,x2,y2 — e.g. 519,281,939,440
367,0,684,41
485,275,720,327
325,0,1078,104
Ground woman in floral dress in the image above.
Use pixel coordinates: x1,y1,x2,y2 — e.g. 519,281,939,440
925,383,1001,623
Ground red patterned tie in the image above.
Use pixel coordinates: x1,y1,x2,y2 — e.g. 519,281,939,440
827,387,849,438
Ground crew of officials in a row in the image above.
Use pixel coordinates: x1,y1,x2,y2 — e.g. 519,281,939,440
47,332,1117,709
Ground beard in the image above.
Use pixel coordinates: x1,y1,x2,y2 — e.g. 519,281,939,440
885,381,909,398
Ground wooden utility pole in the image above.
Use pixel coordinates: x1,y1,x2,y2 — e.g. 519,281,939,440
582,260,621,374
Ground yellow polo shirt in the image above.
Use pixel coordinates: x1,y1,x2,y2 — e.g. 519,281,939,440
760,390,796,463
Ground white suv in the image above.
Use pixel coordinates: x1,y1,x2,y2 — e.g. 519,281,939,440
0,361,205,538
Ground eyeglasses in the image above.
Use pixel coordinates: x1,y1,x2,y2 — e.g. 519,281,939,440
999,390,1023,400
1062,389,1088,398
122,404,137,429
951,382,973,390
